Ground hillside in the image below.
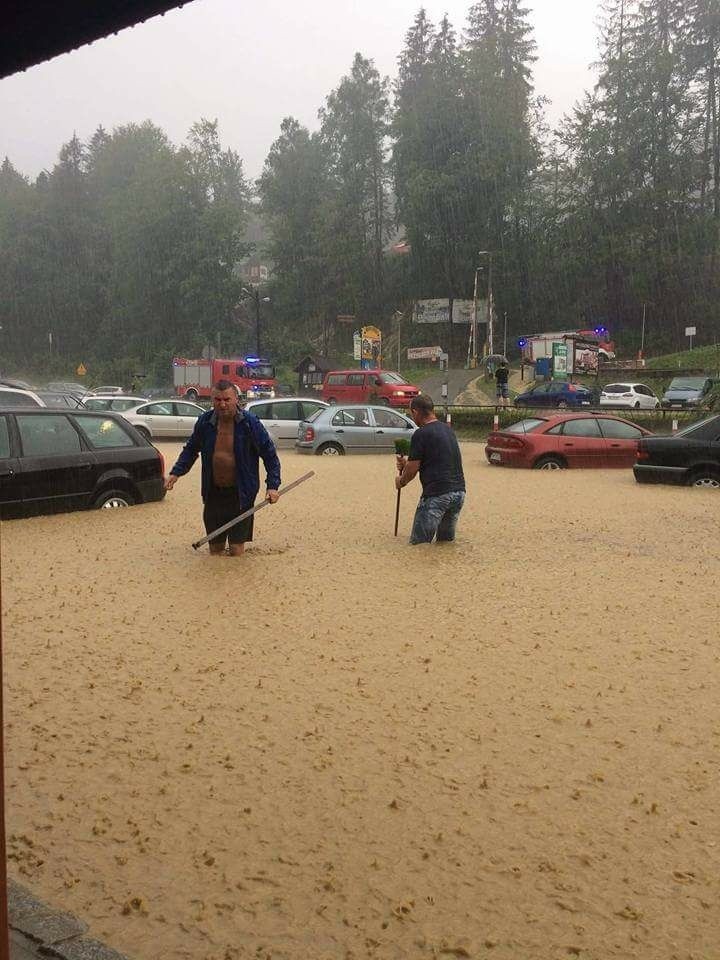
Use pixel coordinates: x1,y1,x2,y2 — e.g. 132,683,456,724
644,344,720,371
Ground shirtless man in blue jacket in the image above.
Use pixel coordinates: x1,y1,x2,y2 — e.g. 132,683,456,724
165,380,281,556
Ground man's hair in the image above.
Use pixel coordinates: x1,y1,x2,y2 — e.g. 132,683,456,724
410,394,434,416
214,379,236,394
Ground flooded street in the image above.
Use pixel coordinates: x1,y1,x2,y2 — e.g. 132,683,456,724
2,446,718,960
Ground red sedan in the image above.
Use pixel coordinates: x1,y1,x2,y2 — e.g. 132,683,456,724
485,414,654,469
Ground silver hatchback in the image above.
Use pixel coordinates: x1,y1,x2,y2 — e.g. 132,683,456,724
296,404,416,455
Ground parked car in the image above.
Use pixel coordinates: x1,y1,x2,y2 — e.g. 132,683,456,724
36,391,84,408
87,385,125,396
634,414,720,488
600,382,660,409
120,399,205,439
82,395,149,412
244,397,328,447
321,369,420,408
0,408,166,519
0,385,45,409
296,403,416,455
514,381,596,408
46,381,89,396
485,413,653,469
661,376,716,409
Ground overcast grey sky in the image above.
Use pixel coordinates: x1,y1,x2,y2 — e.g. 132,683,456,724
0,0,601,182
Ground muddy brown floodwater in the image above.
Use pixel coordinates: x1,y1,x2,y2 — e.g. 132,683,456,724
2,444,719,960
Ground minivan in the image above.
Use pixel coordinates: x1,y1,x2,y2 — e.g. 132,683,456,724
662,377,716,409
321,369,420,408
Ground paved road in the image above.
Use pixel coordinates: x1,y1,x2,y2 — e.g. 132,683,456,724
417,369,480,404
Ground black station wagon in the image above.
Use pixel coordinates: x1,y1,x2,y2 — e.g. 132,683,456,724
0,408,166,519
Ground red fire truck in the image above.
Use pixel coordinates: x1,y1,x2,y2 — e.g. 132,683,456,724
172,356,277,401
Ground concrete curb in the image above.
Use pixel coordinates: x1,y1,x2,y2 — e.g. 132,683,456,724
8,880,130,960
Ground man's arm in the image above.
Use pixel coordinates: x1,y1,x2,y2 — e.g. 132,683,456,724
395,429,423,489
248,416,282,501
395,458,420,490
165,418,203,490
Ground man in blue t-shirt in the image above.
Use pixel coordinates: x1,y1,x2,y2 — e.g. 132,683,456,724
395,394,466,544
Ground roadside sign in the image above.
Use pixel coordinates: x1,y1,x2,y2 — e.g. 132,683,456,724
353,332,361,361
76,363,87,376
407,346,443,360
685,326,697,337
552,343,569,379
337,314,356,324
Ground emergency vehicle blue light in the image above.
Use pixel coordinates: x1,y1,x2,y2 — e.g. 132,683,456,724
518,337,528,348
245,356,260,363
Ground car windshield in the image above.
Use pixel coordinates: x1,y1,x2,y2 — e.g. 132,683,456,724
246,364,275,379
380,372,409,385
668,378,707,390
504,418,546,433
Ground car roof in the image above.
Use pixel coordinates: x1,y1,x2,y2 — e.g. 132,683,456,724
526,411,652,430
1,406,124,417
319,403,412,414
325,369,392,375
246,396,328,405
86,394,147,401
0,384,44,401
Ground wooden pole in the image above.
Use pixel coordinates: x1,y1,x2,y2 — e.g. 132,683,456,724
0,530,10,960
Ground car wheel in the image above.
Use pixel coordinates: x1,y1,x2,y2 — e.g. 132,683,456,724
317,442,344,456
94,489,135,509
557,400,568,409
533,455,566,471
135,426,151,441
634,401,641,409
654,401,660,409
326,397,337,405
185,389,199,401
689,471,720,489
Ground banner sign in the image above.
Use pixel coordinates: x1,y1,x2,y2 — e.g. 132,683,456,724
413,299,486,323
552,342,569,379
407,346,443,360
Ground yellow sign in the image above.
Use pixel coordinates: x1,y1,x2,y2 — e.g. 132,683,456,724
361,325,382,366
76,363,87,376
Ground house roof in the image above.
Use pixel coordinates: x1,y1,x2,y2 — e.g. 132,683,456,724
3,0,190,80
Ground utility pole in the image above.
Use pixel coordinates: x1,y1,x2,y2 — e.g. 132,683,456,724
477,251,494,357
640,303,646,360
486,253,494,356
395,311,403,372
471,267,479,368
503,312,508,359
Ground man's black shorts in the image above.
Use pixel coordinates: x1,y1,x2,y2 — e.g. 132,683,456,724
203,486,254,545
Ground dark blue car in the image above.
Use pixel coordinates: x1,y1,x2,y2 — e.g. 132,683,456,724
515,381,595,408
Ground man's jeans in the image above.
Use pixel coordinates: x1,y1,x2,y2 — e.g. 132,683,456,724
410,491,466,544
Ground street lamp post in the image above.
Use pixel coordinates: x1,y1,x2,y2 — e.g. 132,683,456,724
241,287,271,356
